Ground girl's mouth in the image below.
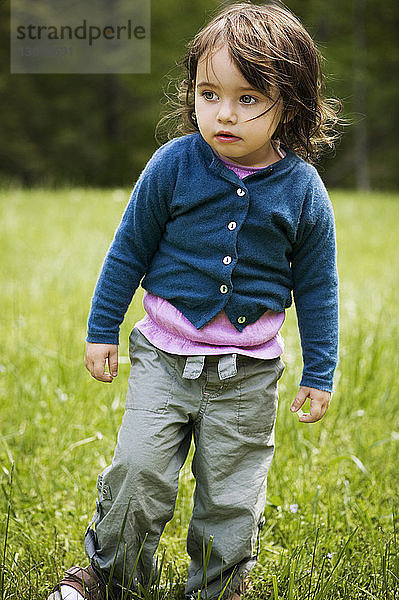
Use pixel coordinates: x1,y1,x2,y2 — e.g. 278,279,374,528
215,132,241,143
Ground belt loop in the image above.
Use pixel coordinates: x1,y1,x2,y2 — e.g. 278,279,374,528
218,353,237,380
182,355,205,379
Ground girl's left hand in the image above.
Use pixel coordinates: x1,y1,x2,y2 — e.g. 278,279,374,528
290,386,331,423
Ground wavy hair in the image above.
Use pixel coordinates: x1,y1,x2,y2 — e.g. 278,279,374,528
156,1,342,163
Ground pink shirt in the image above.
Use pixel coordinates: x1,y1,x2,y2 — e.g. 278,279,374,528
135,142,286,358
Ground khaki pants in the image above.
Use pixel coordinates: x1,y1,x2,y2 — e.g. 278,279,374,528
85,328,284,599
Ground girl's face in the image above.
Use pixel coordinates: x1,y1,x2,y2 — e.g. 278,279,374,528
194,46,283,167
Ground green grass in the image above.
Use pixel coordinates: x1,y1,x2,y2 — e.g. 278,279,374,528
0,188,398,599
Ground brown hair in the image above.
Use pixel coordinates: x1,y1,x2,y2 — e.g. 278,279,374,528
156,1,342,163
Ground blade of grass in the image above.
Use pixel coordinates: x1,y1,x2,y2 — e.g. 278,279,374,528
121,534,148,600
200,528,214,598
217,569,235,600
316,527,358,597
107,496,133,590
307,527,319,600
0,462,14,600
272,571,279,599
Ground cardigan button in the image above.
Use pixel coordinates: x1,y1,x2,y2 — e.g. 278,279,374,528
219,284,229,294
227,221,237,231
237,316,246,324
223,256,232,265
236,188,245,197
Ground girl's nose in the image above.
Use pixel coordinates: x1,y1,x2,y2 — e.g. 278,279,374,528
217,101,237,124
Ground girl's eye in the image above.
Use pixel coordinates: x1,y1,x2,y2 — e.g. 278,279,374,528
240,94,257,105
202,91,217,101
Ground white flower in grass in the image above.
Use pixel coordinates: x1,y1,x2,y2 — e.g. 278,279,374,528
289,503,299,513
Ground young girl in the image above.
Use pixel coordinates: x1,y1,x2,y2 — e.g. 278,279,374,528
50,3,340,599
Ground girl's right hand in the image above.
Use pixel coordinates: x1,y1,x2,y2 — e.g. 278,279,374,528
84,342,118,383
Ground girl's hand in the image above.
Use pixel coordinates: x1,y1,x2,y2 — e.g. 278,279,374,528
290,386,331,423
84,342,118,383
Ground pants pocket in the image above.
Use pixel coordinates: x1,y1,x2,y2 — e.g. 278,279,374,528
125,328,177,413
237,357,284,437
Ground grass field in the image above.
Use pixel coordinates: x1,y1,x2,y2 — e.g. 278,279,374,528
0,188,398,599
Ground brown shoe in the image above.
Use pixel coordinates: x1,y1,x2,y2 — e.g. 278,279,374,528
48,565,105,600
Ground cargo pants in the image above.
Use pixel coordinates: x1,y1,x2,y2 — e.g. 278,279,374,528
85,328,285,599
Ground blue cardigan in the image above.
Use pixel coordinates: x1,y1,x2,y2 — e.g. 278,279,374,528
87,132,339,392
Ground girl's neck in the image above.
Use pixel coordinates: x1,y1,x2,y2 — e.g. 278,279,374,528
216,139,285,169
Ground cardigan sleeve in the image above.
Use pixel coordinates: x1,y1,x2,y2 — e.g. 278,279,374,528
86,146,175,345
291,171,339,393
